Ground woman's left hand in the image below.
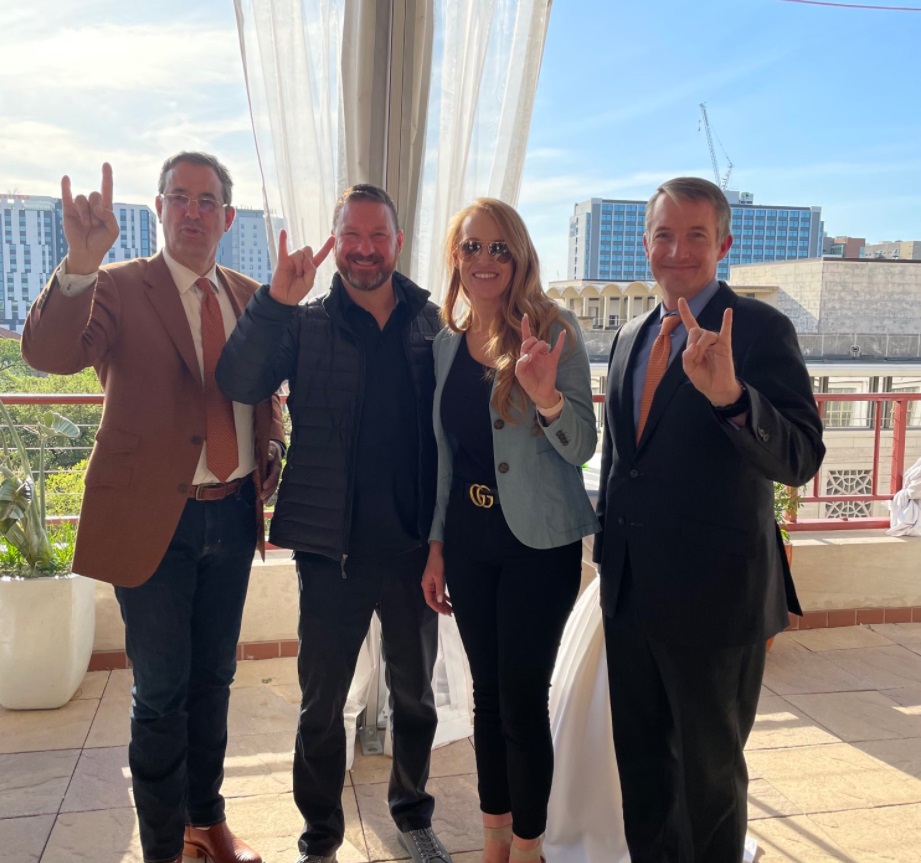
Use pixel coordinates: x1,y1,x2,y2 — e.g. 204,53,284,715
515,313,565,411
421,542,453,616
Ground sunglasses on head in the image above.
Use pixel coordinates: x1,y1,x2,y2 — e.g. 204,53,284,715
457,239,513,264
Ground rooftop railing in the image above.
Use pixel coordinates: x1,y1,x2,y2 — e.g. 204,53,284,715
3,391,920,533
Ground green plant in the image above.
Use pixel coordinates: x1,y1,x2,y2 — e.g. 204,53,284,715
773,482,802,543
0,399,79,577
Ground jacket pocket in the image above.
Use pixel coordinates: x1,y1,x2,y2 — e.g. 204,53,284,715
84,426,139,489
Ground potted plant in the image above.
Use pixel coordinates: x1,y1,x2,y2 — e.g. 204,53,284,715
0,399,91,710
768,482,801,651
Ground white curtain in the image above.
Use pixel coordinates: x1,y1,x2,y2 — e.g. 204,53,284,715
233,0,551,302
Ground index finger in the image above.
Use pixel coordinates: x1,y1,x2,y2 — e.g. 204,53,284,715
61,175,73,207
521,313,532,342
719,307,733,344
101,163,113,209
277,229,290,263
677,297,699,331
313,234,334,267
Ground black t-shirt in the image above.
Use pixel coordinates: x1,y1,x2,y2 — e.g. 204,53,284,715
343,289,420,559
441,333,497,487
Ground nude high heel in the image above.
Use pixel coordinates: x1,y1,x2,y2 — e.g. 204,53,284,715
482,822,512,863
509,835,544,863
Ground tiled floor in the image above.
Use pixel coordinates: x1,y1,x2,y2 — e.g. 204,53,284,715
2,624,920,863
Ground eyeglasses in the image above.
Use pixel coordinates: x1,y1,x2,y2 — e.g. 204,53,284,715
160,193,227,215
457,240,513,264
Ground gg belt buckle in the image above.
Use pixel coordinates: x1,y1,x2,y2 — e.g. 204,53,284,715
468,483,495,509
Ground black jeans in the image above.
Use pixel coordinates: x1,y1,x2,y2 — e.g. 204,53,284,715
444,484,581,840
293,546,439,857
115,481,257,863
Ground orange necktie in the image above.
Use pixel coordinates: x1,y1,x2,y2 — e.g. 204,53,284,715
636,313,681,442
196,278,239,481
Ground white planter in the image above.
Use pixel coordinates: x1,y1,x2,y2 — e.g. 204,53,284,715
0,573,96,710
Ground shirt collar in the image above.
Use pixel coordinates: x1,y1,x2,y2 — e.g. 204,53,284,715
660,278,720,321
163,248,220,296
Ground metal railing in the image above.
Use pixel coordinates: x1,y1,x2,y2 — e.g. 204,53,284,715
4,391,921,532
590,391,921,531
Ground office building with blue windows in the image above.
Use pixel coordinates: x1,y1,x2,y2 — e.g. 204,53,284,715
2,195,155,333
567,190,823,282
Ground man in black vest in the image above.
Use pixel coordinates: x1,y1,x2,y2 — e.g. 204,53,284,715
217,185,449,863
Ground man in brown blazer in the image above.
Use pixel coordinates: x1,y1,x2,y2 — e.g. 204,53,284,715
21,153,284,863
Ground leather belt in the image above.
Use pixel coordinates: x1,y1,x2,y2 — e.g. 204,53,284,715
188,477,246,501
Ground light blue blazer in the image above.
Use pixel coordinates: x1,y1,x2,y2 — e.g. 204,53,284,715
430,308,600,549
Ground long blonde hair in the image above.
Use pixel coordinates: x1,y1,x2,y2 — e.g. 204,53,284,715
442,198,573,423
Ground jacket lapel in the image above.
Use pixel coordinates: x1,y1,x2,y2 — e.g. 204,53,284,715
143,253,200,382
611,309,657,455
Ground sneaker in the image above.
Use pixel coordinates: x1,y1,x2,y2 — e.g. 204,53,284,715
295,854,337,863
397,828,453,863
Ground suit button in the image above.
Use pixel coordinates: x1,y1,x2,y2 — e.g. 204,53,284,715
494,419,505,430
757,427,770,442
497,462,510,474
629,469,639,478
178,483,189,494
191,435,203,445
617,516,626,526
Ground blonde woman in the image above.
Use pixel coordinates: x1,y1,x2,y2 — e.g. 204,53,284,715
422,199,598,863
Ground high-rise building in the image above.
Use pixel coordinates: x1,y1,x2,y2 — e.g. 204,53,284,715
1,195,65,332
217,208,279,285
567,190,824,282
1,195,156,333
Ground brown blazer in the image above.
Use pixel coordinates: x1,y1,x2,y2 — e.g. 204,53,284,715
21,252,284,587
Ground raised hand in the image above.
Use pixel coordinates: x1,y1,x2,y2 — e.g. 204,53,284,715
677,297,742,406
62,163,120,275
515,313,565,411
269,230,335,306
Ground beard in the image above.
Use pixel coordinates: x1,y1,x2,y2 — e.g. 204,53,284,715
337,251,396,293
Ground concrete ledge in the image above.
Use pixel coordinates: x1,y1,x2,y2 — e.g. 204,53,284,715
89,531,921,664
791,530,921,611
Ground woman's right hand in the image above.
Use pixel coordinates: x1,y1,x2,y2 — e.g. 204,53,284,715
421,541,453,616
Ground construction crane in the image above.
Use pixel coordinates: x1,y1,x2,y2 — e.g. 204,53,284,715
698,102,733,191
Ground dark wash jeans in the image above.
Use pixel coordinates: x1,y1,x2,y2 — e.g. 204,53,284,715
115,480,257,863
293,546,439,858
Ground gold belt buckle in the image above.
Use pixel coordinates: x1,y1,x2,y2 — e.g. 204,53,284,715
468,483,495,509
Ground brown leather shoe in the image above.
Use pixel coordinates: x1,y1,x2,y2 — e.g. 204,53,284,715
183,822,262,863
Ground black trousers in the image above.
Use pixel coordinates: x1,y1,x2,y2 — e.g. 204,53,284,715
293,546,439,857
444,485,581,840
603,561,765,863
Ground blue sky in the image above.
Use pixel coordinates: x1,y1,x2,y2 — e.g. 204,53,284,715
1,0,918,284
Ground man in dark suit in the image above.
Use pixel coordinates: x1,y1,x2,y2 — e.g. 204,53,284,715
594,177,825,863
22,155,284,863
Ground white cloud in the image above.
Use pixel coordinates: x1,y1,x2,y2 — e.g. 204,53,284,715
0,22,240,93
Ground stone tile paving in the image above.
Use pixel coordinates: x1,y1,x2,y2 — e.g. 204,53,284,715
2,624,920,862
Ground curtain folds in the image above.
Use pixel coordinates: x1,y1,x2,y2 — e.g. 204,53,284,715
233,0,551,301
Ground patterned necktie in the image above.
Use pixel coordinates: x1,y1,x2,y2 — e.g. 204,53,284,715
196,278,238,481
636,313,681,442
